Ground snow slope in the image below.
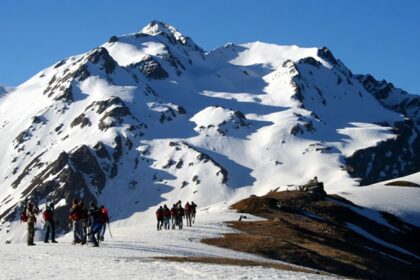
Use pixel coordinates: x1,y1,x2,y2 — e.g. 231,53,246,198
0,20,419,244
0,204,337,280
340,172,420,226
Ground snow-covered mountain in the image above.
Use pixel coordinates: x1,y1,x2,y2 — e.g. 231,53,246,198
0,85,14,98
0,21,419,240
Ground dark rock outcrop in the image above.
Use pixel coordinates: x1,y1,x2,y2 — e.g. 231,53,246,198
317,47,338,65
347,120,420,185
70,113,91,128
130,55,169,80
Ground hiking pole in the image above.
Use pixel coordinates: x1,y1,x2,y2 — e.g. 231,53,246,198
107,222,113,239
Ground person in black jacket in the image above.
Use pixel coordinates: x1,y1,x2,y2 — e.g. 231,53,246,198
26,202,37,246
42,203,57,243
88,201,102,247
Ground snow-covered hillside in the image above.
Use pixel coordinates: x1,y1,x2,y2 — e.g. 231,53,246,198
0,20,419,242
0,85,13,99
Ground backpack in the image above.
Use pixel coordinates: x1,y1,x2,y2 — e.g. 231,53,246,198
69,205,81,221
20,212,28,223
42,209,53,221
100,208,109,223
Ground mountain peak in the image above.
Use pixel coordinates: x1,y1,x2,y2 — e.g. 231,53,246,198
141,20,185,41
139,20,204,55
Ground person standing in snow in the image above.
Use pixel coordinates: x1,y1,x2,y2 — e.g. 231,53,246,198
88,201,102,247
69,199,83,244
163,204,171,230
156,206,164,231
79,201,89,244
99,205,110,241
176,203,184,230
26,202,37,246
170,204,177,230
184,202,192,227
42,203,57,243
190,201,197,224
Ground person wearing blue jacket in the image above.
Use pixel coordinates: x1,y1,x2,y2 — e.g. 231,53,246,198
88,201,102,247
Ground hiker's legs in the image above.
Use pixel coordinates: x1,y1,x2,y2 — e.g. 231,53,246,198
100,223,106,239
44,221,51,241
90,224,101,246
27,222,35,245
51,221,56,241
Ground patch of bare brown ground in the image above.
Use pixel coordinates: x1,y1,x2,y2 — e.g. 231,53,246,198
385,180,420,188
202,190,420,280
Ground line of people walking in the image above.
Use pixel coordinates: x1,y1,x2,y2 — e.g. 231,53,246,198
156,201,197,231
20,199,197,246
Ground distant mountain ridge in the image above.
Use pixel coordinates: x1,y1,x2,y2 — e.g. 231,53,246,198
0,21,419,241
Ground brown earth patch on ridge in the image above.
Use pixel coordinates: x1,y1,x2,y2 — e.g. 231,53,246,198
202,190,420,280
385,180,420,188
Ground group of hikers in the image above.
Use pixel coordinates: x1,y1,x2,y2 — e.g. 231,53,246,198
68,199,110,247
20,199,110,247
155,201,197,231
20,198,199,246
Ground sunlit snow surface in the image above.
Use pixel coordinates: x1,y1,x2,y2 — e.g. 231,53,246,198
0,204,338,280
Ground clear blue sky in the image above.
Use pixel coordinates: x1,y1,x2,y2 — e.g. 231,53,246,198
1,0,419,94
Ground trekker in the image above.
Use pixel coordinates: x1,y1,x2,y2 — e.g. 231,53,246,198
26,202,37,246
99,205,110,241
176,204,184,230
184,202,192,227
156,206,164,231
42,203,57,243
79,201,89,244
163,204,171,230
88,201,102,247
69,199,83,244
170,204,177,230
190,201,197,224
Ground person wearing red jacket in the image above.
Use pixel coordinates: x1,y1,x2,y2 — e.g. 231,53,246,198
184,202,192,227
99,205,110,241
69,199,83,244
163,204,171,230
155,206,164,231
42,203,57,243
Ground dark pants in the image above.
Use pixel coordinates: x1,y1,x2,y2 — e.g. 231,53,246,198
100,223,106,240
44,220,56,242
157,219,163,230
90,223,102,246
27,222,35,245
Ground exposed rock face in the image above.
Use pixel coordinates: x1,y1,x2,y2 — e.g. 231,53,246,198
86,47,117,74
347,120,420,185
343,74,420,185
130,55,169,80
4,144,108,231
70,113,91,128
357,74,420,125
317,47,338,65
